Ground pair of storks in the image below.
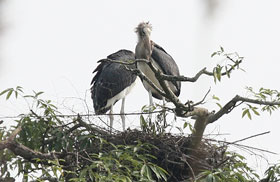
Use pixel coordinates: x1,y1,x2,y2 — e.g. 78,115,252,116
91,22,181,131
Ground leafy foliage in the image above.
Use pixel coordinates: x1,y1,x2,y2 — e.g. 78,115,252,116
0,88,168,181
0,86,23,100
238,87,280,120
211,47,244,83
72,142,168,182
140,104,169,135
1,75,280,181
201,152,259,182
245,87,280,115
262,163,280,182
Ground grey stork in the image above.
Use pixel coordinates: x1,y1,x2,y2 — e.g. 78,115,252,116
135,22,181,108
90,49,136,131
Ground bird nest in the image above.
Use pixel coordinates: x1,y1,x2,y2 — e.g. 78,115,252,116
99,129,227,181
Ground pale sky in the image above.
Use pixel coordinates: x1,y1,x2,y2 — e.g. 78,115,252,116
1,0,280,177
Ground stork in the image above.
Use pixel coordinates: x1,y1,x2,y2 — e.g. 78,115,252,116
90,49,136,131
135,22,181,109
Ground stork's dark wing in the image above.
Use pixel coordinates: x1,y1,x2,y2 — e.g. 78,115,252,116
90,59,108,85
151,42,181,96
91,50,136,114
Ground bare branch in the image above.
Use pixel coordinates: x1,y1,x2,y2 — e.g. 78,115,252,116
207,138,277,155
232,131,270,144
192,88,211,107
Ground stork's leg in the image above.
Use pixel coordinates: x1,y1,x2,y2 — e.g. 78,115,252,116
162,97,166,106
120,97,126,131
109,106,114,132
149,89,153,107
162,97,167,127
148,90,153,119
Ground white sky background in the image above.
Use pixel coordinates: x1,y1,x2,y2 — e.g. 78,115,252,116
1,0,280,178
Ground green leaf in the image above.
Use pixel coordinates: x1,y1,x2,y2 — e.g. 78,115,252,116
150,165,161,180
212,95,220,101
0,88,12,96
156,166,168,181
80,168,88,178
146,165,152,180
183,122,188,129
216,66,222,81
247,110,252,120
216,103,222,109
140,115,147,130
225,66,230,78
35,91,44,97
213,68,217,83
15,90,19,98
251,107,260,116
220,46,224,52
141,164,147,176
211,52,217,58
6,89,13,100
189,124,195,133
206,173,216,182
16,86,23,92
242,109,249,118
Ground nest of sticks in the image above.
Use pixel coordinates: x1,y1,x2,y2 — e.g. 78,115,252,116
94,129,227,181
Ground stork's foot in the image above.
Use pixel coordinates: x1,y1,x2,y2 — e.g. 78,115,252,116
184,100,194,111
174,100,195,117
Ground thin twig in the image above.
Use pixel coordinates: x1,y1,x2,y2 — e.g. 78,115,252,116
192,88,211,107
231,131,270,144
206,138,277,155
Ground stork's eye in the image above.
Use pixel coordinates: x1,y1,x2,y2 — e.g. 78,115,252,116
141,30,146,35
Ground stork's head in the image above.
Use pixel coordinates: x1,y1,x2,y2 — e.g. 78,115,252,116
135,22,152,40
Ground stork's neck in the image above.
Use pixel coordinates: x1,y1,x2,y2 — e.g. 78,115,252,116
138,34,150,43
135,36,152,60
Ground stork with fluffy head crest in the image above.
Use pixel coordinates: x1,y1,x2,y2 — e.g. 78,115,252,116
135,22,181,109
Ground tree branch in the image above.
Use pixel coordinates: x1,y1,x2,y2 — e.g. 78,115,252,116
106,57,242,83
208,95,280,123
157,67,211,82
129,68,167,98
0,126,67,164
188,108,210,150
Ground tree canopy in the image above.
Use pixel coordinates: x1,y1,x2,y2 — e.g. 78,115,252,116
1,48,280,182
